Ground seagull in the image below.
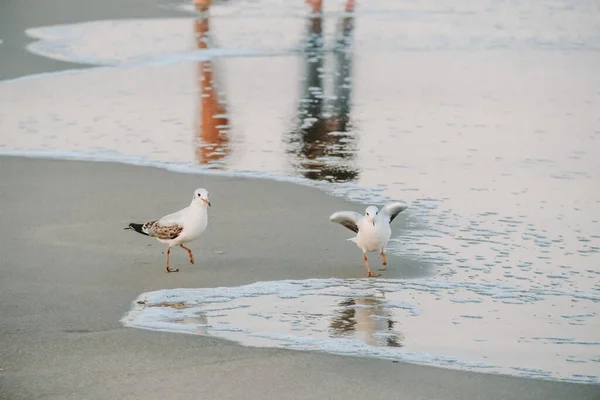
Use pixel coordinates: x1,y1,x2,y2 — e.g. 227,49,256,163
330,202,408,277
125,188,211,273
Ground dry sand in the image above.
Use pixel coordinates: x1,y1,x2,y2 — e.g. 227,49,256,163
0,156,598,400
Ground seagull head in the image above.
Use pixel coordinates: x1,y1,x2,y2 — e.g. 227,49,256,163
193,188,211,207
364,206,379,226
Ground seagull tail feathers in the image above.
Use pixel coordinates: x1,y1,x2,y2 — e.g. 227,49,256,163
125,223,149,236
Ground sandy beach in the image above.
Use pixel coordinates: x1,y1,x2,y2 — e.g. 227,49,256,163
0,0,187,80
0,156,597,400
1,0,599,398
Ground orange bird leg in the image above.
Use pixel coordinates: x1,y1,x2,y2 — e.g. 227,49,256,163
165,247,179,273
363,253,380,277
180,244,195,264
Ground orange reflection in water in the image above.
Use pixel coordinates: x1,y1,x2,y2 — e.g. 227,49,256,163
194,2,231,167
192,0,358,178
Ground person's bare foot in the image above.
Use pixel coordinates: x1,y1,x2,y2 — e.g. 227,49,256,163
194,0,212,12
305,0,322,13
345,0,355,12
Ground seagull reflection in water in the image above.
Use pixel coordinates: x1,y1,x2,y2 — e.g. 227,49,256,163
194,0,231,167
171,313,210,336
329,296,404,348
287,0,359,183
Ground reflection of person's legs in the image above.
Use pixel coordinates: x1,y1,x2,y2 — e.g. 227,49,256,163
305,0,322,14
345,0,355,12
299,12,325,128
305,0,354,13
194,0,212,12
194,2,230,164
330,3,355,132
291,5,329,180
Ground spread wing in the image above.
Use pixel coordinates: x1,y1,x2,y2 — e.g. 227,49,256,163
381,202,408,224
330,211,363,233
142,220,184,240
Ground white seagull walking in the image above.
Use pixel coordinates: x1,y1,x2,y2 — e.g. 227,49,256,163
125,188,211,273
330,202,408,277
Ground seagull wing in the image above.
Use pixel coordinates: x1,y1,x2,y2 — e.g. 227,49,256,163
141,207,187,240
142,220,184,240
330,211,363,233
381,202,408,224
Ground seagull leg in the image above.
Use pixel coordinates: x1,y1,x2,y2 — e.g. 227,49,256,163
380,248,387,266
363,253,380,278
180,244,195,264
165,247,179,273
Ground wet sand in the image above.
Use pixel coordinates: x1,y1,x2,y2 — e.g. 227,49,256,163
0,0,188,80
1,0,599,398
0,156,598,400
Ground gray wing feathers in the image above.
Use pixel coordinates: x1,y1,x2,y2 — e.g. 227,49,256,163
330,211,362,233
381,202,408,223
142,220,183,240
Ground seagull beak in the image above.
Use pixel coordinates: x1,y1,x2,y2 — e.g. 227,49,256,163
124,227,133,231
204,199,211,207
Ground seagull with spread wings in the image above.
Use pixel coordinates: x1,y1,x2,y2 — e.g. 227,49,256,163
330,202,408,277
125,188,211,273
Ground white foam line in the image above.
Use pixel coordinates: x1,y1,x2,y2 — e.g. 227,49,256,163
23,46,296,66
168,3,475,19
20,18,348,68
0,45,345,85
24,42,302,67
120,277,599,314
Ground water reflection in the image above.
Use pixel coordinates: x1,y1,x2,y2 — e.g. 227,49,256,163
193,2,231,167
286,2,359,183
329,296,404,347
171,312,209,335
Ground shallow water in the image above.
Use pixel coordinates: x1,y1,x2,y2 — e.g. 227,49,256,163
1,0,599,383
121,278,600,383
